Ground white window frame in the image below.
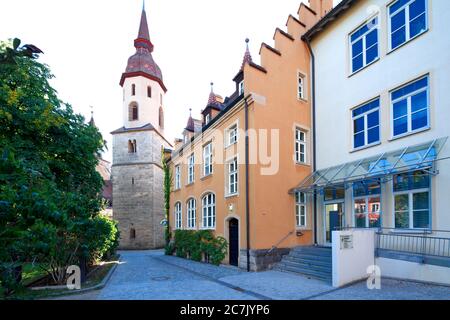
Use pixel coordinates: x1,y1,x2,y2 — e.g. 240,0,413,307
174,165,181,190
295,192,307,228
297,72,305,100
203,142,213,177
187,154,195,184
175,202,182,229
239,81,244,95
393,188,430,230
187,198,196,229
226,157,238,196
202,193,216,229
295,128,307,164
349,17,379,74
352,99,380,150
388,0,428,52
226,123,238,147
390,76,430,139
205,114,211,125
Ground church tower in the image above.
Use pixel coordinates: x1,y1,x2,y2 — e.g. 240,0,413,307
111,5,170,249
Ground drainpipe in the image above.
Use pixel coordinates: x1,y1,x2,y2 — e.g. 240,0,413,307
244,96,251,272
305,38,318,246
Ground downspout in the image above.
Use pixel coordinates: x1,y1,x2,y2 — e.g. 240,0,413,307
244,96,251,272
305,38,318,245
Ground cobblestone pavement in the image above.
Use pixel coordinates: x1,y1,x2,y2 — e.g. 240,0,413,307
56,250,450,300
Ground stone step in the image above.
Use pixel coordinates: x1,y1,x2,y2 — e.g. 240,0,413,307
277,264,332,282
292,247,332,257
282,257,332,270
288,252,332,262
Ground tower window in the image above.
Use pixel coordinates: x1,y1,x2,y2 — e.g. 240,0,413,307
128,140,137,153
132,84,136,96
160,93,163,104
129,103,139,121
147,86,152,98
159,107,164,129
130,228,136,240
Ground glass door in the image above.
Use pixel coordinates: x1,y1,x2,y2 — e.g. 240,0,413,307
324,202,344,245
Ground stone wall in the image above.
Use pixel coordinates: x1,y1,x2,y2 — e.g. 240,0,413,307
238,248,290,271
112,130,168,250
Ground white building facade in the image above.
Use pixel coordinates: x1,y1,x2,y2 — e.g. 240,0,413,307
296,0,450,284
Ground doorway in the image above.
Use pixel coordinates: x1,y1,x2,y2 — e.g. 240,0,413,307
324,202,344,245
228,218,239,266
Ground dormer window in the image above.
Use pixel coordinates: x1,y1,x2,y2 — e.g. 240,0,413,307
239,81,244,95
205,114,211,125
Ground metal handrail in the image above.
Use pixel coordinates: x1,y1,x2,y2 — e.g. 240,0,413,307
265,230,295,256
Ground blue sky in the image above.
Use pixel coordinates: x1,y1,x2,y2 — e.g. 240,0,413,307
1,0,339,161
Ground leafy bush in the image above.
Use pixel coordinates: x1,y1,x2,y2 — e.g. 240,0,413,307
173,230,228,266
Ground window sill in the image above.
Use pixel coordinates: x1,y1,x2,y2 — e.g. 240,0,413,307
200,227,216,231
225,193,239,199
295,161,310,167
297,97,308,103
201,174,213,181
185,182,195,187
350,141,381,153
389,126,430,142
173,188,181,192
296,227,311,231
225,142,238,149
387,29,428,56
348,57,380,78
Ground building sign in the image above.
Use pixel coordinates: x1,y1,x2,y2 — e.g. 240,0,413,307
340,234,353,250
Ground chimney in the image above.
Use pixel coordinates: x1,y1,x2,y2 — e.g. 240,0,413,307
309,0,334,18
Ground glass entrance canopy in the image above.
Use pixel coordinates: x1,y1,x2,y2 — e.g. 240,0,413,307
291,138,448,194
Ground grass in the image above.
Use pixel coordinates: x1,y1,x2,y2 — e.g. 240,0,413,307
2,255,119,300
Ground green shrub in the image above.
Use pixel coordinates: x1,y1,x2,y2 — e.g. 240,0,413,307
173,230,228,266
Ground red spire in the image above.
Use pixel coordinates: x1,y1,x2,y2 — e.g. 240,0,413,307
207,82,218,106
185,108,195,132
240,38,252,71
134,5,153,52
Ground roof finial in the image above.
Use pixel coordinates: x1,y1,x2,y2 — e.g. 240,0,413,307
89,106,96,127
241,38,253,71
210,82,214,93
142,0,146,11
189,108,192,116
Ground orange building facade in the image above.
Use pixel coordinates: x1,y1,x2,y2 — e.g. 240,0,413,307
168,0,332,271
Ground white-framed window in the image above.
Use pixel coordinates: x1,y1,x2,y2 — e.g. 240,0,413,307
391,75,429,138
295,128,307,164
175,202,182,229
174,165,181,190
393,170,430,229
298,72,305,100
227,124,238,146
187,154,195,184
239,81,244,95
295,191,307,228
203,142,213,176
350,17,379,73
187,198,196,229
227,157,238,196
202,193,216,229
352,98,380,149
389,0,428,51
353,180,382,228
205,114,211,125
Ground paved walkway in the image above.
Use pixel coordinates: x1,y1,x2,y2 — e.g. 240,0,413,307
57,250,450,300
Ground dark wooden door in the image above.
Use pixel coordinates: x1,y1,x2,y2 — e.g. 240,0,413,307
229,219,239,266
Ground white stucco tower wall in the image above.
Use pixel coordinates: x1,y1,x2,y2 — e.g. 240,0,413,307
111,6,170,250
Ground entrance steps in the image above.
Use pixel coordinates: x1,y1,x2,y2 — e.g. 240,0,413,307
273,246,332,283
